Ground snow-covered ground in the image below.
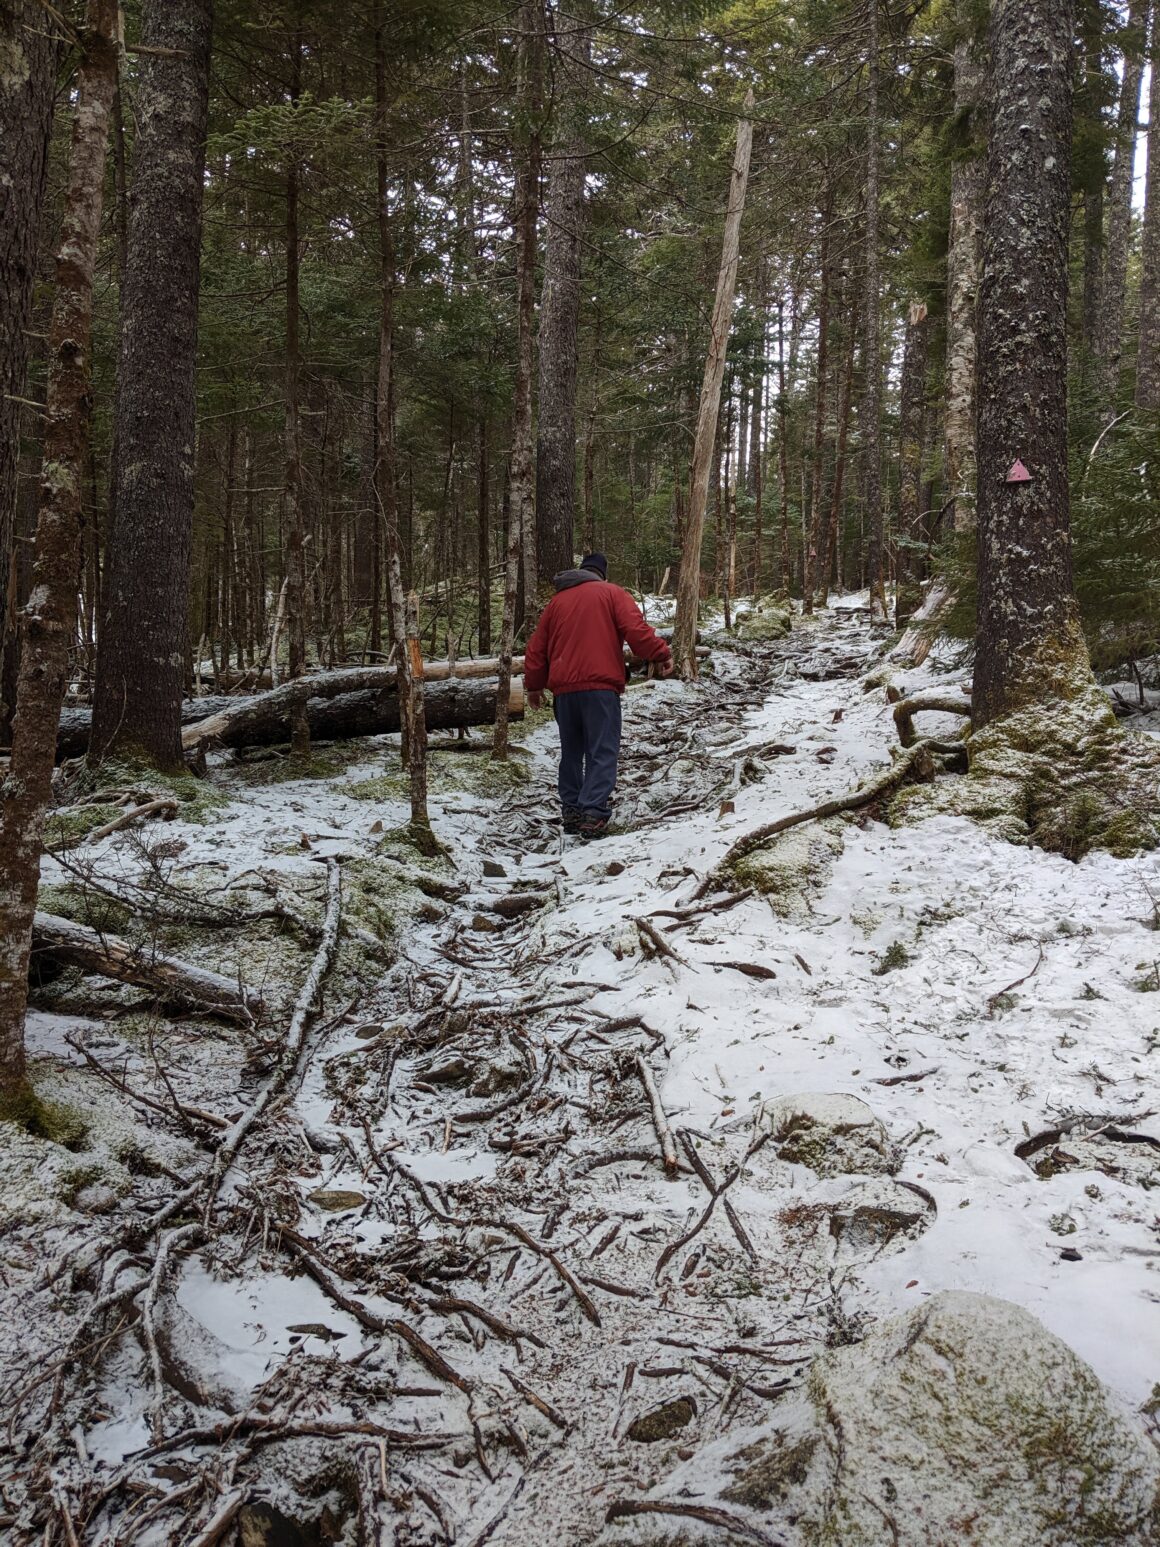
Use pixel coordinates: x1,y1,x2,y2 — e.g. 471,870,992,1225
5,598,1159,1542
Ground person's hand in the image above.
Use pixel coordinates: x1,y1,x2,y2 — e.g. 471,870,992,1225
658,658,675,678
528,689,545,709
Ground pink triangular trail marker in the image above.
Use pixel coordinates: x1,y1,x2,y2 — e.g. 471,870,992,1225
1005,459,1032,483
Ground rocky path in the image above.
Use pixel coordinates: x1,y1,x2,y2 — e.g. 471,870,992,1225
5,603,1160,1545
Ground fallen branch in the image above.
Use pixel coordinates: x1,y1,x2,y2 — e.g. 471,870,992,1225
634,1053,678,1177
635,915,689,971
275,1224,471,1391
985,942,1046,1017
204,860,342,1203
84,797,178,844
31,912,261,1023
692,739,937,900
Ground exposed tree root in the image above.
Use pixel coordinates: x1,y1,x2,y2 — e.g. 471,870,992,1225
692,739,937,899
892,690,971,747
604,1497,788,1546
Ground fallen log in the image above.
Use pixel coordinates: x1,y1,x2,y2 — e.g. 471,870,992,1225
185,677,525,753
31,912,262,1022
56,676,524,759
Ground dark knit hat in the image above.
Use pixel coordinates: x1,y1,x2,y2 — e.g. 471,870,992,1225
580,552,608,578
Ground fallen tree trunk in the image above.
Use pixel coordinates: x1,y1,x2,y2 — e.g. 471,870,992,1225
185,677,525,754
56,642,688,759
55,677,525,759
31,912,262,1022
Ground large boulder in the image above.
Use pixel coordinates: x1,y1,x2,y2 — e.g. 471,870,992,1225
717,1291,1160,1546
732,599,792,642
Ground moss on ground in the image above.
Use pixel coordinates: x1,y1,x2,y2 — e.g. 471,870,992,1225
229,742,367,786
890,684,1160,860
36,881,134,935
730,595,793,642
63,759,229,827
43,803,123,848
731,819,846,917
347,746,529,806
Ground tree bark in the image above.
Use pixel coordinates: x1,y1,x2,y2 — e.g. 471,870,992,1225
534,5,590,594
672,89,755,676
747,267,766,592
1137,4,1160,409
0,1,60,743
495,0,543,759
283,19,309,758
974,0,1092,728
477,416,492,650
89,0,214,770
819,280,859,607
776,291,793,593
803,187,833,614
895,301,930,629
184,676,524,753
0,0,119,1109
944,2,984,534
1096,0,1148,418
861,0,887,622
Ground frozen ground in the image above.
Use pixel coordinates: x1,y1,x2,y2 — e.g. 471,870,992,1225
2,598,1159,1542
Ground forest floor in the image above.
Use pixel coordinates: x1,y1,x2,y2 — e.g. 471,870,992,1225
3,598,1160,1545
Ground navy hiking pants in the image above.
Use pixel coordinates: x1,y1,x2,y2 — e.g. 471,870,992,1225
553,690,622,820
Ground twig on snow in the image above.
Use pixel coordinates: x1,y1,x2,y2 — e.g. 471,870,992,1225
634,1053,678,1177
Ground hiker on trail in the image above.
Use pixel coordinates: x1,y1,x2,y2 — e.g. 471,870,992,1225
524,552,673,838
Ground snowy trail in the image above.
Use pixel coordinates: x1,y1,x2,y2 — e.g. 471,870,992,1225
6,602,1160,1543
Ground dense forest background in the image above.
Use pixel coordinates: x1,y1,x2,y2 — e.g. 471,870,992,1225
5,0,1157,691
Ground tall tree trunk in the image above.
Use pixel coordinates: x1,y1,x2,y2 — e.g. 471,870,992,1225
820,282,859,607
1136,4,1160,409
803,187,833,615
477,416,491,651
373,0,425,832
776,292,793,593
894,301,929,629
747,268,766,592
862,0,887,622
1096,0,1149,418
0,2,60,744
974,0,1092,728
495,0,543,759
89,0,214,769
0,0,118,1109
534,5,590,597
945,2,984,533
283,19,309,757
672,89,755,677
1080,7,1108,362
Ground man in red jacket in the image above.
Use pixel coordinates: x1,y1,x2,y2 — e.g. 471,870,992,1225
524,553,673,838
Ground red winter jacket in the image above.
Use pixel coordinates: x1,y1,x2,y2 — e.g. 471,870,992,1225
524,570,671,696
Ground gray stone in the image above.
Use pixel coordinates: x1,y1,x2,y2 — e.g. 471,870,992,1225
719,1291,1160,1545
763,1092,901,1178
826,1179,935,1256
307,1188,366,1212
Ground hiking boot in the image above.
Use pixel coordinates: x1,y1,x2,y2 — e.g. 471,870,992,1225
561,805,583,834
578,813,611,840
